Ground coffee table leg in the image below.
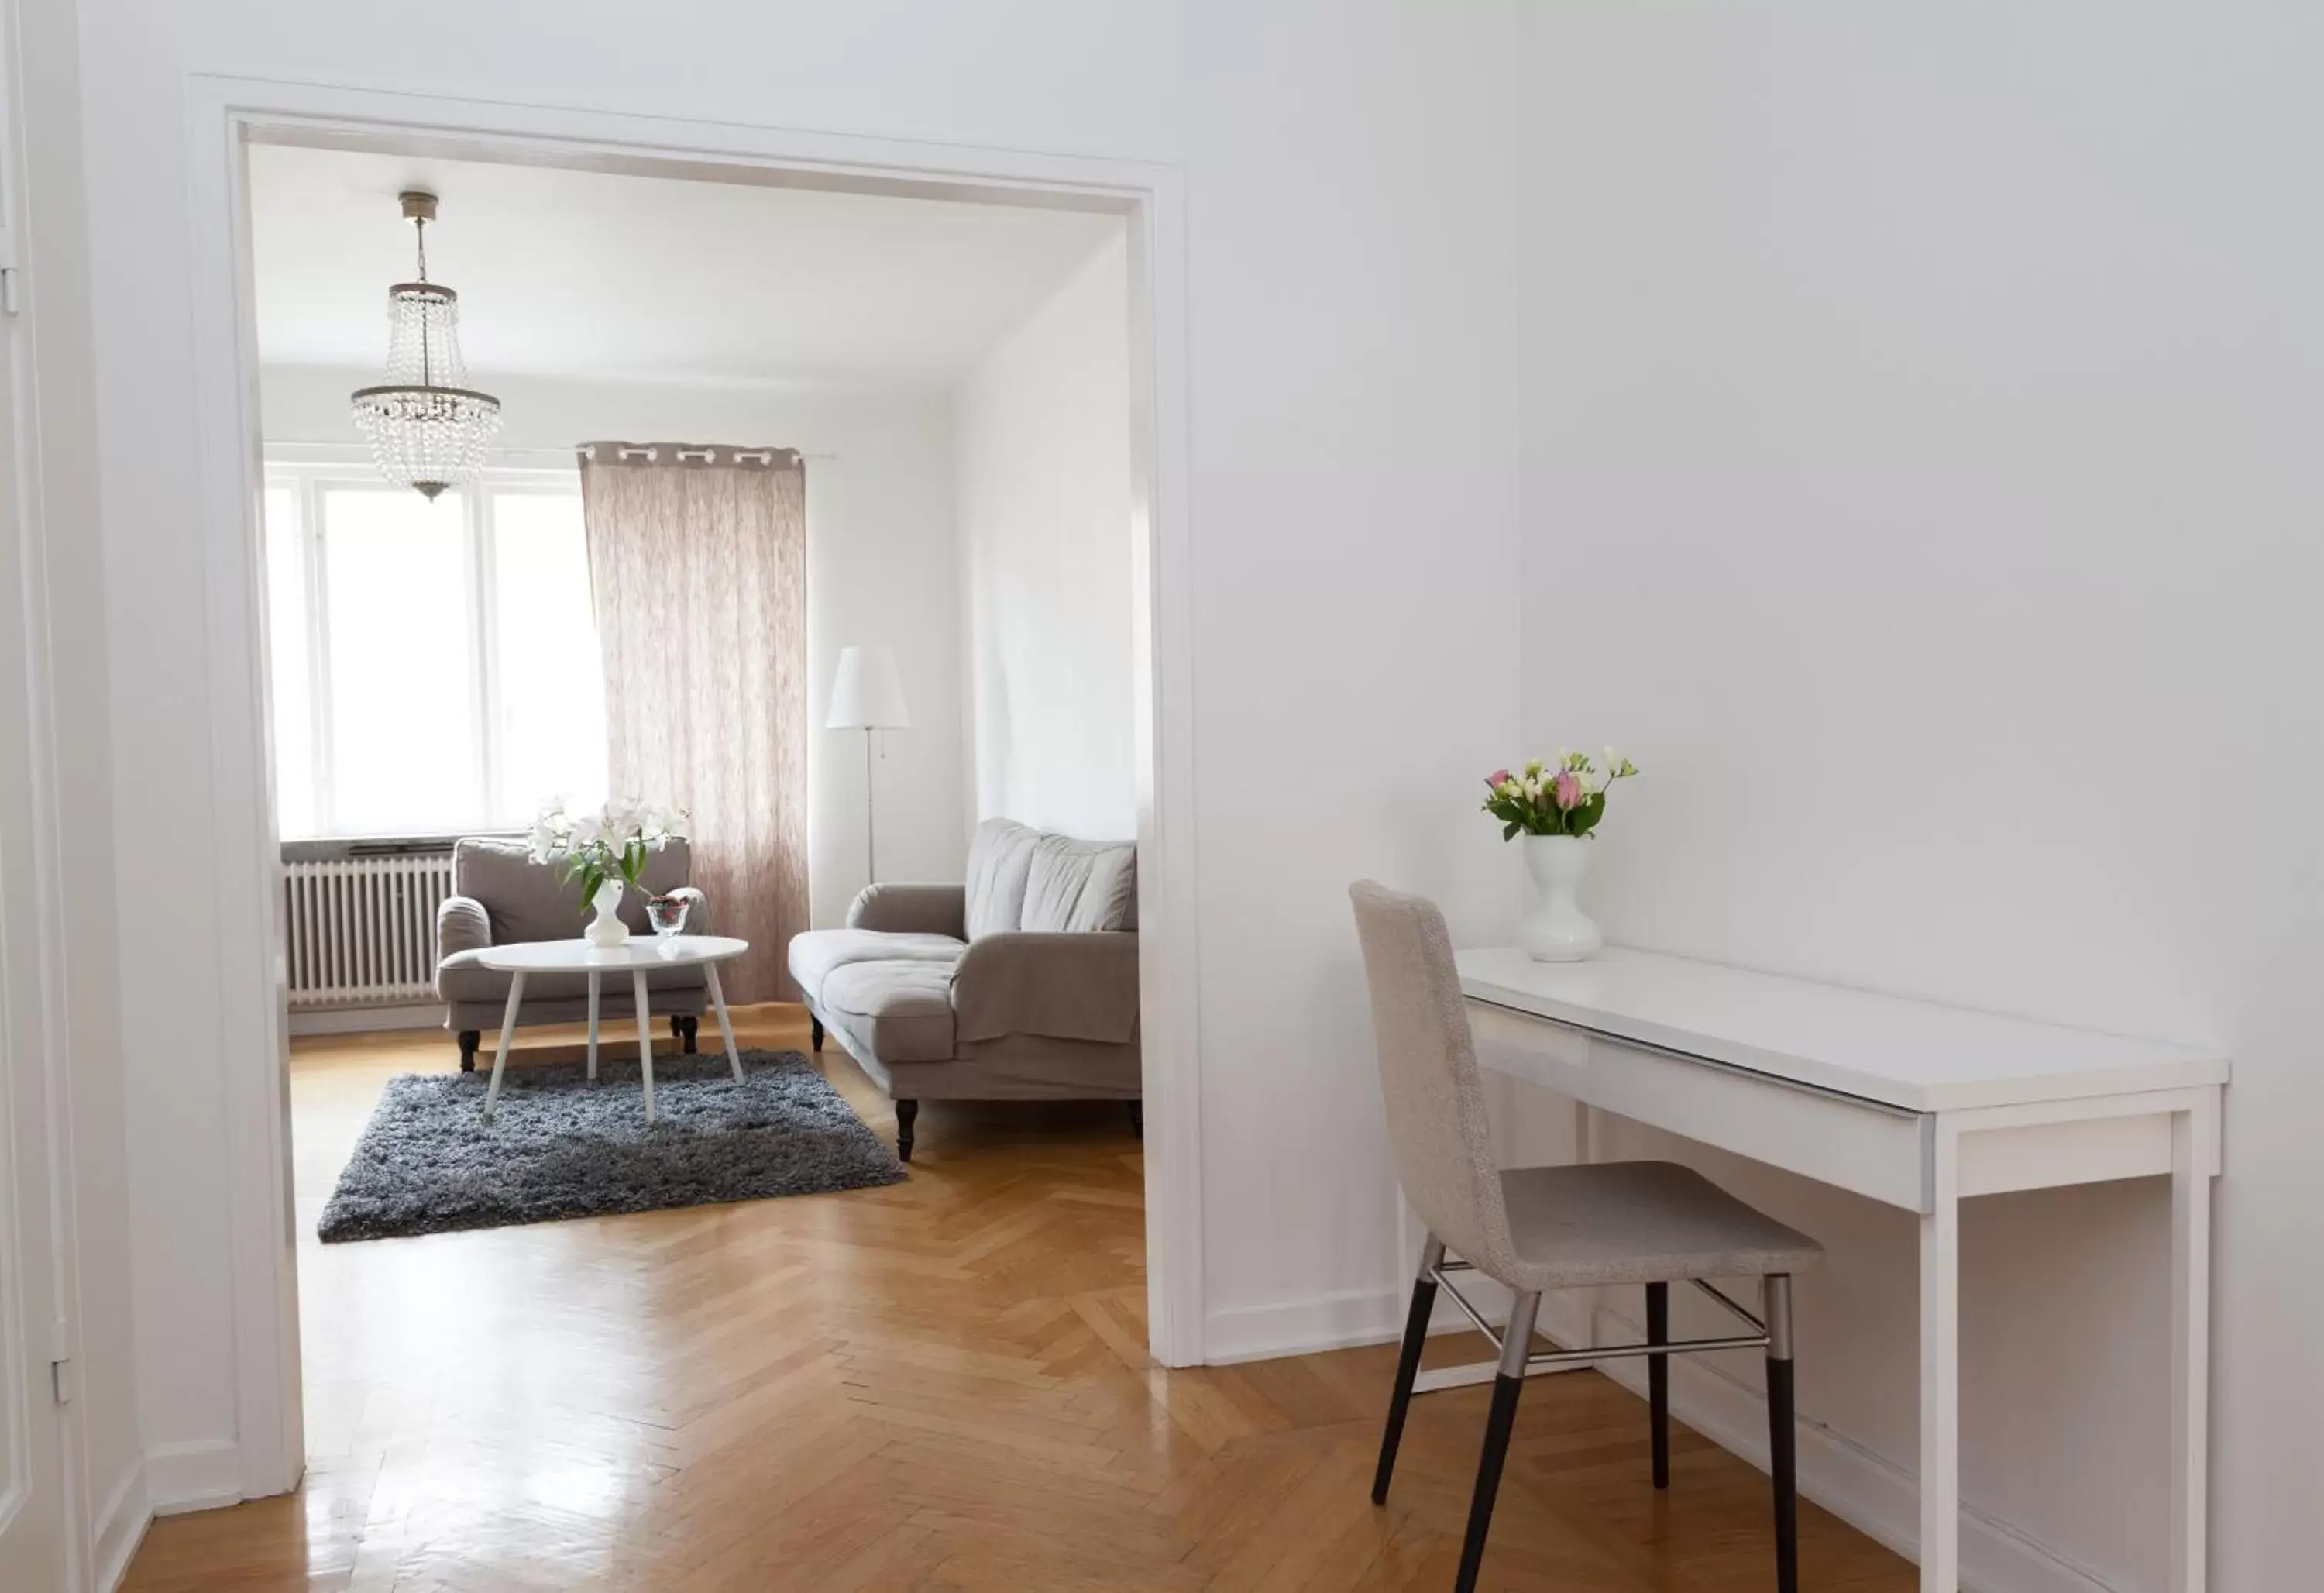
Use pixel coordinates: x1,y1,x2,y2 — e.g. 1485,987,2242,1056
586,970,601,1081
632,969,656,1123
706,964,744,1083
483,971,526,1119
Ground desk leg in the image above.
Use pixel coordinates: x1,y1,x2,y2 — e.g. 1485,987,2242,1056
633,970,656,1123
585,971,600,1081
2170,1109,2212,1593
1919,1134,1960,1592
483,972,525,1120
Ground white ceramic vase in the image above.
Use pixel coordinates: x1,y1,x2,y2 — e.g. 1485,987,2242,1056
585,876,630,948
1518,834,1601,962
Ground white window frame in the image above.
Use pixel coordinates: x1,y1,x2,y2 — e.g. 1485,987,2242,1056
264,446,590,838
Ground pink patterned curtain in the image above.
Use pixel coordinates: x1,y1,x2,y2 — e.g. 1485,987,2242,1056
580,442,807,1002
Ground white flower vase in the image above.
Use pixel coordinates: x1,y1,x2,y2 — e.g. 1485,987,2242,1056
585,877,630,948
1518,834,1601,962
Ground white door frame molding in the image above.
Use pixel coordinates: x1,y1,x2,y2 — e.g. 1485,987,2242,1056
180,71,1203,1499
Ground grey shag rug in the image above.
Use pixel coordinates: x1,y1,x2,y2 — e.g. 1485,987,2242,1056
317,1048,904,1242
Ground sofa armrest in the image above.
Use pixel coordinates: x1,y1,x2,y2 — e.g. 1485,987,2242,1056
435,894,492,999
662,884,712,938
847,883,968,939
951,931,1139,1045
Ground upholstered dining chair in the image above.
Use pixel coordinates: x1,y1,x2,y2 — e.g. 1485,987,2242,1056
1348,880,1824,1593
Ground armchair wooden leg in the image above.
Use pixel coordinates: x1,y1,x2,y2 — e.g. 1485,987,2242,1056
1127,1099,1143,1139
810,1014,824,1052
458,1030,480,1072
672,1014,699,1054
894,1099,918,1163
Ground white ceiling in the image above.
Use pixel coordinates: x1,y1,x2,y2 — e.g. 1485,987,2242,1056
248,144,1122,389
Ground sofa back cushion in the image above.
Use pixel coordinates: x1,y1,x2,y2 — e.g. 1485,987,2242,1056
1021,834,1138,934
454,834,692,945
964,819,1041,939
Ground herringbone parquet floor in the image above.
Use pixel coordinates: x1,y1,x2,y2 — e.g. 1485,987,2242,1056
122,1003,1914,1591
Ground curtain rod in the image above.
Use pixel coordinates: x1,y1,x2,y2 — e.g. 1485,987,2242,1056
267,440,840,462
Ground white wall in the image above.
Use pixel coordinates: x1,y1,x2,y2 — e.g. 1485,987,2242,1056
69,0,1525,1522
259,367,968,931
1518,5,2322,1589
954,226,1137,840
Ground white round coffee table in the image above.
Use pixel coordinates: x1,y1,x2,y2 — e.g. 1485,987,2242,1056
476,934,752,1122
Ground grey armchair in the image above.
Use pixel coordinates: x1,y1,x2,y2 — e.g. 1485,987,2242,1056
435,835,711,1069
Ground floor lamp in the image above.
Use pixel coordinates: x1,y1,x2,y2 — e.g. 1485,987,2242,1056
827,645,912,884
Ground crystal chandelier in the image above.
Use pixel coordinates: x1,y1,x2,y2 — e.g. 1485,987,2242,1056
349,191,502,499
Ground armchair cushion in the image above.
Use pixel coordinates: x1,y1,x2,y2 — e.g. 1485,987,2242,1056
951,931,1140,1045
846,882,968,939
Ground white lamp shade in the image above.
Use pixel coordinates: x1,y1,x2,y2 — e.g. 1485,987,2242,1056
827,645,912,730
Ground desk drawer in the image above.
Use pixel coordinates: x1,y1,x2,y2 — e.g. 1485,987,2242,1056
1468,998,1934,1213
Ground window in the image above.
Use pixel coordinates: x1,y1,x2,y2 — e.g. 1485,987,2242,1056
263,459,607,839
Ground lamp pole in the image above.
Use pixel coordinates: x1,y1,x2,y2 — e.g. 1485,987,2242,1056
863,725,878,885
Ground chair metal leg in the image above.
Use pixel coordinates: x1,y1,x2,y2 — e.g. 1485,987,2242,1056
1456,1291,1538,1593
1766,1274,1799,1593
1647,1280,1671,1489
1373,1235,1444,1504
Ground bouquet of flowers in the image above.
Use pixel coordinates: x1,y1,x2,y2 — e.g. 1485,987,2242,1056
1481,748,1637,839
528,797,689,908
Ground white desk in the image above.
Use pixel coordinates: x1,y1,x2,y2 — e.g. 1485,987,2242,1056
1456,945,2227,1593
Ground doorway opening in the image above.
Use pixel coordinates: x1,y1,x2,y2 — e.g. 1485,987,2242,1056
197,85,1198,1518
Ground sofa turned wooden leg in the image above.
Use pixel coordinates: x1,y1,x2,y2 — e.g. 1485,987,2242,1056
1128,1100,1144,1139
458,1030,480,1072
673,1014,699,1054
895,1099,918,1163
810,1014,824,1052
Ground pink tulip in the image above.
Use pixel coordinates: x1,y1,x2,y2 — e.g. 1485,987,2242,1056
1552,769,1584,810
1486,768,1511,787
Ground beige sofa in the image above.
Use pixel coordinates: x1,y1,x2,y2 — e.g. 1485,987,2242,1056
787,819,1141,1161
435,835,711,1069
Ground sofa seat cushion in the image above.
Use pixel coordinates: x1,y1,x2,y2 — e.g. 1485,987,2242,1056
436,950,707,1006
1021,835,1137,933
787,929,964,1003
819,960,957,1063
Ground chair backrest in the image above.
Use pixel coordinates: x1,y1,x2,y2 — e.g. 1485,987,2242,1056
1347,880,1514,1275
454,834,693,944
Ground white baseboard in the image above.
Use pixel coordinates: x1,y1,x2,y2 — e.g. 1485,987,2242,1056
1205,1286,2123,1593
91,1461,150,1592
144,1438,242,1516
288,1002,442,1037
1204,1287,1411,1364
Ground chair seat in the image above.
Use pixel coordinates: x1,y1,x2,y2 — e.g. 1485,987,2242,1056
1497,1160,1823,1291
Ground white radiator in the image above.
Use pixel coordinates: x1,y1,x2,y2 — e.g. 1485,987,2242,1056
283,851,456,1011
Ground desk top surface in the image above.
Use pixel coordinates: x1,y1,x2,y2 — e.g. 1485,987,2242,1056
1456,945,2227,1113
